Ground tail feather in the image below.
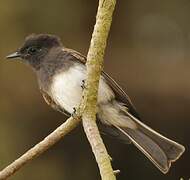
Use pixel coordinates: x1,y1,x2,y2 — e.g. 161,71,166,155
114,113,185,174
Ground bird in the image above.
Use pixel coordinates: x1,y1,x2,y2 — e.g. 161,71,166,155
6,33,185,174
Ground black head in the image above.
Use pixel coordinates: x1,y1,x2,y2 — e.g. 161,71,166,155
6,34,62,69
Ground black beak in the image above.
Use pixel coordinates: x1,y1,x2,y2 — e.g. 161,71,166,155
6,51,21,59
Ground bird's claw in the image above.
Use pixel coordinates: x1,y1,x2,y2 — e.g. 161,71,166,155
81,80,86,89
71,107,77,118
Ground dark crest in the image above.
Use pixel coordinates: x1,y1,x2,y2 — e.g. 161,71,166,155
15,34,63,70
20,34,62,51
6,33,64,70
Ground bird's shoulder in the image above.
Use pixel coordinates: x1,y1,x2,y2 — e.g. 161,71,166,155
62,47,86,64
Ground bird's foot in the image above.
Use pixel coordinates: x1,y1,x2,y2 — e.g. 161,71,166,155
81,79,86,89
71,107,77,118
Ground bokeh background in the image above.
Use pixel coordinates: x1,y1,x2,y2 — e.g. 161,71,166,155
0,0,189,179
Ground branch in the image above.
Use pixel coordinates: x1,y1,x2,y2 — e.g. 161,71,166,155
82,0,116,180
0,116,81,180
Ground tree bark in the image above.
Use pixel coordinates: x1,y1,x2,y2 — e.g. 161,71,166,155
82,0,116,180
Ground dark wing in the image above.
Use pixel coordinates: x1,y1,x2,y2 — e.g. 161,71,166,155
102,72,140,119
63,48,140,119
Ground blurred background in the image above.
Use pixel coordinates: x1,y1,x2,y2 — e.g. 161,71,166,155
0,0,189,179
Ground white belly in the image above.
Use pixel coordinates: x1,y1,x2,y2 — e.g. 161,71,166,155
50,63,114,114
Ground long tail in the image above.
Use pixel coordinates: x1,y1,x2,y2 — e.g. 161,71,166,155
114,112,185,174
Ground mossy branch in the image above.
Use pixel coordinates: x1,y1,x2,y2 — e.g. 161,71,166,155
0,0,117,179
82,0,116,180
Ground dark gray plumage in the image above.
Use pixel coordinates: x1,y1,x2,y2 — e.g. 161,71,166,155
6,34,185,173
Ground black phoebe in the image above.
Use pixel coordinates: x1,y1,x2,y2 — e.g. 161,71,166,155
6,34,185,173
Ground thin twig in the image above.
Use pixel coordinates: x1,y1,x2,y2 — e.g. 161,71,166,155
0,116,80,180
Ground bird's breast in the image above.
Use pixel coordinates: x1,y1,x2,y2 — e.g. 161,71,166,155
49,63,114,114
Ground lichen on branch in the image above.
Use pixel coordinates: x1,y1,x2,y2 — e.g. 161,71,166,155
82,0,116,180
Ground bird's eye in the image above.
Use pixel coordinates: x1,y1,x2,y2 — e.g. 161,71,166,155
27,47,39,55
